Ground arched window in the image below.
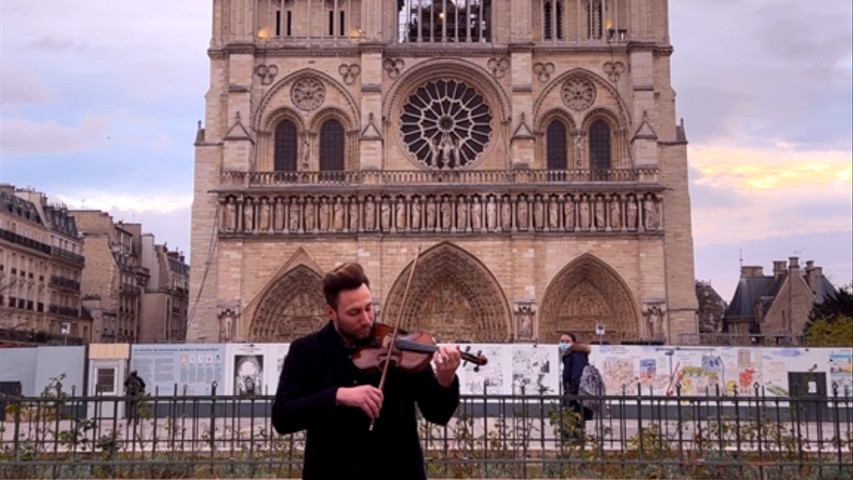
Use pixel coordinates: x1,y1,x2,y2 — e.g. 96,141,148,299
319,119,345,171
274,120,298,172
586,0,603,40
589,119,611,173
546,121,567,170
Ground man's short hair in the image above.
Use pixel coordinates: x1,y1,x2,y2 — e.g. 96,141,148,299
323,262,370,308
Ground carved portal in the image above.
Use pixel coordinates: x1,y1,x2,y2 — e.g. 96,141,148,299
250,265,326,342
540,254,638,343
383,243,510,343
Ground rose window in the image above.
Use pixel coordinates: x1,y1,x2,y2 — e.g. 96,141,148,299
400,79,492,169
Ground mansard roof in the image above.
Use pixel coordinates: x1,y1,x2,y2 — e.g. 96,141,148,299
0,191,41,224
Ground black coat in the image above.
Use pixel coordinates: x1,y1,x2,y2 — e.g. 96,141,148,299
561,344,593,420
272,321,460,480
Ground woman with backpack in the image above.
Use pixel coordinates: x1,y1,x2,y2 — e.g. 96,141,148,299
560,333,594,443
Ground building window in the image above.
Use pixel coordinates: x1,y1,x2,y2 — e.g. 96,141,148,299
544,1,564,40
586,0,603,40
274,120,298,171
399,0,491,43
546,121,567,170
319,119,345,171
589,120,611,171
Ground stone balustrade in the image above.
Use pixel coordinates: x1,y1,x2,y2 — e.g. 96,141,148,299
218,190,664,236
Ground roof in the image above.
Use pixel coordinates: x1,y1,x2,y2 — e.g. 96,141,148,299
725,276,777,319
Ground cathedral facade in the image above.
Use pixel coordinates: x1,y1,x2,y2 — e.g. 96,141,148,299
187,0,698,345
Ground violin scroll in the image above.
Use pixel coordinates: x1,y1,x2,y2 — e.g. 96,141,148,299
461,345,487,373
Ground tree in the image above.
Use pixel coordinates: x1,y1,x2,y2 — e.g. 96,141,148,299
804,283,853,347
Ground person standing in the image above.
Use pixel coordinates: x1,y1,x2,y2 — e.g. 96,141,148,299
124,370,146,424
560,333,593,443
272,262,462,480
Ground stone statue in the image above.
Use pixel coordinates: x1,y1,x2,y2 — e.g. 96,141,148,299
410,197,421,231
304,199,316,232
302,137,310,169
594,197,606,230
644,196,660,230
348,199,359,231
548,198,559,230
425,198,436,231
564,196,575,230
319,199,330,232
380,198,392,232
516,197,529,230
579,197,590,230
500,198,512,230
274,200,285,231
486,197,497,231
333,199,345,231
609,196,621,230
440,199,452,230
364,198,376,231
289,200,301,232
533,197,544,230
259,199,271,232
395,200,407,231
219,312,234,342
456,198,468,231
226,201,237,231
574,134,584,168
471,198,482,231
626,196,638,230
434,132,457,169
243,199,254,232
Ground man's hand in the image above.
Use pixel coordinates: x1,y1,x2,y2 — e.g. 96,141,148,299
433,345,462,388
336,385,384,419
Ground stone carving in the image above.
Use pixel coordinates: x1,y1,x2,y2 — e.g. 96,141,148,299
487,57,510,79
532,62,555,84
380,198,392,232
302,137,310,169
513,301,536,341
383,58,405,79
644,196,660,231
425,198,437,231
594,197,606,230
289,200,301,232
333,199,345,231
579,197,591,230
562,77,597,111
642,303,667,340
218,307,239,342
440,198,452,231
395,199,407,231
243,199,254,232
225,200,237,232
338,63,360,85
574,134,584,167
564,196,576,231
291,77,325,111
500,198,512,231
533,197,544,230
486,197,497,231
410,197,421,231
259,198,271,232
319,199,330,232
348,199,359,232
603,61,625,83
471,197,482,231
274,200,285,232
626,196,638,230
255,64,279,86
548,198,560,230
364,198,376,231
609,195,621,230
456,198,468,231
304,199,316,232
517,197,529,230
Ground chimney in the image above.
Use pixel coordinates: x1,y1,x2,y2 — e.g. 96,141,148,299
788,256,800,272
741,266,765,277
773,261,787,279
805,261,823,289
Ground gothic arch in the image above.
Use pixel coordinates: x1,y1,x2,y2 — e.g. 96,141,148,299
539,253,639,343
248,264,327,342
382,242,511,343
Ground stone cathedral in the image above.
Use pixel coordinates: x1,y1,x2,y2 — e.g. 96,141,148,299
186,0,699,345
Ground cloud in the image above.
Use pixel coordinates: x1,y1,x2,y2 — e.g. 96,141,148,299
0,64,52,108
107,205,192,254
0,116,109,154
57,193,191,214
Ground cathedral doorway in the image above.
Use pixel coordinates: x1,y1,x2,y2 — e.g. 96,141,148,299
540,254,638,343
382,243,511,343
249,265,327,342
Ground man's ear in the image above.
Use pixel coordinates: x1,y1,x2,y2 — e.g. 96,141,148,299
324,305,336,322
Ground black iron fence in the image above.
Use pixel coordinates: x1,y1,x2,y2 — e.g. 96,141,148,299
0,382,851,479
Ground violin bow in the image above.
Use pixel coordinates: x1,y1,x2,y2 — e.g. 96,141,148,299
371,245,422,431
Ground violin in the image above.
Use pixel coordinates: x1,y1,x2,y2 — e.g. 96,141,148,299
352,322,488,374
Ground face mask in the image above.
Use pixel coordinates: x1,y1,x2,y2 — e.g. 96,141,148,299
559,343,571,352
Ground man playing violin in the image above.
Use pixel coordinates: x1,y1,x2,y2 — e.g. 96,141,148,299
272,262,462,480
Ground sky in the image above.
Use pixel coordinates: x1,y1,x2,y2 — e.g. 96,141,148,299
1,0,851,303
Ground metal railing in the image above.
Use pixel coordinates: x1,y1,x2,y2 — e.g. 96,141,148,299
0,384,850,479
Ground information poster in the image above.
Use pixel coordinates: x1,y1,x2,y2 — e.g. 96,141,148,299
130,344,226,396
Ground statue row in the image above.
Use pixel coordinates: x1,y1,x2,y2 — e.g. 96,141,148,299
220,193,662,235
